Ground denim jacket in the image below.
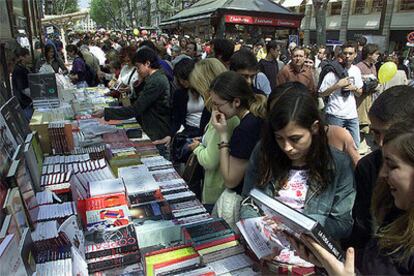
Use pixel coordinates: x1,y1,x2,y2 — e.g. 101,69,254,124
241,143,356,240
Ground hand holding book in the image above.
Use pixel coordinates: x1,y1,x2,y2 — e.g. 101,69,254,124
285,233,356,276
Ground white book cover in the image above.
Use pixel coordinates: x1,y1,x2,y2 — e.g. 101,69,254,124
88,178,125,197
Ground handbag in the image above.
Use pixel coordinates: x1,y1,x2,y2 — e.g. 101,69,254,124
212,188,243,232
182,153,204,199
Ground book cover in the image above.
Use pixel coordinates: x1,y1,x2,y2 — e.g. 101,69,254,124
249,188,345,261
59,215,85,258
182,218,232,243
88,178,126,198
0,234,26,275
201,243,245,264
193,232,238,250
144,246,196,276
129,189,164,206
87,251,140,273
130,201,172,225
85,224,138,260
7,158,39,229
0,107,18,176
86,205,130,231
2,187,29,237
18,228,36,275
153,253,200,276
152,170,181,183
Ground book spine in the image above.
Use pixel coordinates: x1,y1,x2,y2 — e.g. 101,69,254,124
311,224,345,262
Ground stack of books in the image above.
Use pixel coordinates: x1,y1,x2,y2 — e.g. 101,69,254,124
181,218,243,264
143,244,200,276
48,121,74,154
80,178,129,231
84,224,140,273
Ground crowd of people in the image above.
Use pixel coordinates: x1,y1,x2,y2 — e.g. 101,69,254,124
9,30,414,275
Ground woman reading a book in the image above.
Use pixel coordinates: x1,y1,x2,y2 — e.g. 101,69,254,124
288,119,414,275
240,84,356,272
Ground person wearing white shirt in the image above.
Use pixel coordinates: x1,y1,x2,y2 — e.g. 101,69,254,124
319,41,363,147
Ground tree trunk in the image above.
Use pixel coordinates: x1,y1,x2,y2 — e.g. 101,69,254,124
381,0,395,52
339,0,351,42
313,0,328,46
146,0,151,26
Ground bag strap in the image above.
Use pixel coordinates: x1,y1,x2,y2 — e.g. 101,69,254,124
127,68,137,85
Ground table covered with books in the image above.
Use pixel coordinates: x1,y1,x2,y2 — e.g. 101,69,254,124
1,81,344,275
1,85,264,276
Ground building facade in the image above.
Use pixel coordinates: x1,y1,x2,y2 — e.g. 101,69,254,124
283,0,414,51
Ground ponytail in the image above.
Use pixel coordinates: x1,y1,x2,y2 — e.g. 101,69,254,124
249,94,267,119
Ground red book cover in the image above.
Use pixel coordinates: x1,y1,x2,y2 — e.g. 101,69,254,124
85,193,127,211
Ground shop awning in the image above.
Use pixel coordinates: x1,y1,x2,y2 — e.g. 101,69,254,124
161,0,302,27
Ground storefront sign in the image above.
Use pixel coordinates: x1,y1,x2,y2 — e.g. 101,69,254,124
224,14,300,28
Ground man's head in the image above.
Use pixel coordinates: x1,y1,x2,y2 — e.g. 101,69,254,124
317,46,327,61
132,48,160,79
185,41,197,58
229,49,258,87
362,43,380,64
356,36,367,50
266,40,281,60
341,41,358,67
368,85,414,147
291,47,305,70
14,47,31,65
174,58,195,89
211,38,234,65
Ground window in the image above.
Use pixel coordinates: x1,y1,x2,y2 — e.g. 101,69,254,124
372,0,384,12
353,0,366,14
330,2,342,15
400,0,414,11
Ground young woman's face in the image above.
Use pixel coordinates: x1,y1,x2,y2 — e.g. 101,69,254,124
210,91,238,119
380,144,414,211
274,121,315,166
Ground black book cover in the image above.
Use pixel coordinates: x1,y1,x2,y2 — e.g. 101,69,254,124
85,224,139,259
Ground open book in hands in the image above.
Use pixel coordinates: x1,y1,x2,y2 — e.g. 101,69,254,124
248,188,345,262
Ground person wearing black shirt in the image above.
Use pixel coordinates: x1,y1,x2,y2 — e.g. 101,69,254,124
258,40,284,91
210,71,266,193
94,48,171,158
12,47,33,120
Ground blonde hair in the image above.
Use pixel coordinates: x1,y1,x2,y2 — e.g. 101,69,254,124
189,58,227,107
371,119,414,263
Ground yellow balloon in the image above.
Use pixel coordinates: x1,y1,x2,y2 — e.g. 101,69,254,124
378,61,397,84
133,28,139,36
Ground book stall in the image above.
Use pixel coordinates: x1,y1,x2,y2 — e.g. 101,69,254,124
0,72,260,276
0,72,344,275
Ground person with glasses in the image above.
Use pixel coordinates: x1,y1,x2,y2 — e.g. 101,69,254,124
276,47,316,96
230,49,271,95
211,71,266,195
319,41,364,148
188,58,240,212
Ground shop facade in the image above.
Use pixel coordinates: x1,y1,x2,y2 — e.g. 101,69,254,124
159,0,303,42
